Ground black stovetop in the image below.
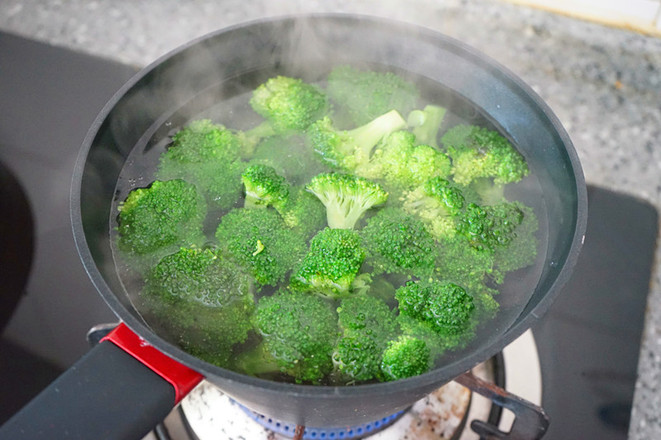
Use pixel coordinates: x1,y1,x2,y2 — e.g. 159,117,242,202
0,31,657,440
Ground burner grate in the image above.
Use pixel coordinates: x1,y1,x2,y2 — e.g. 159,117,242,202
238,404,405,440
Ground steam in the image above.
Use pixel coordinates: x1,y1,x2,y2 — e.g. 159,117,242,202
109,12,437,136
97,12,558,345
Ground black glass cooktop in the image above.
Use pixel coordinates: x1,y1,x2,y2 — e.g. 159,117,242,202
0,31,657,440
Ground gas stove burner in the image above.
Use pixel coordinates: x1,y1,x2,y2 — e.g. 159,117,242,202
179,355,511,439
181,377,474,440
238,405,406,440
178,331,541,440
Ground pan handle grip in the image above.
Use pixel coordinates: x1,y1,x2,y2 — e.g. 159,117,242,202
0,324,202,440
455,371,549,440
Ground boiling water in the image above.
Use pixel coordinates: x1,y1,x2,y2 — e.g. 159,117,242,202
110,67,549,383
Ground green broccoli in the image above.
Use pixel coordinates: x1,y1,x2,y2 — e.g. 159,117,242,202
456,202,524,252
472,285,501,321
407,105,447,148
400,177,465,240
425,177,466,211
461,178,507,206
117,179,206,257
396,282,499,358
361,207,436,278
306,173,389,229
250,75,329,133
326,65,419,126
215,208,307,286
331,336,382,384
156,119,246,210
141,246,254,367
380,335,431,381
241,164,290,210
441,124,529,186
333,295,399,382
197,161,246,210
397,314,446,362
125,67,541,387
492,202,539,276
237,289,338,384
290,227,366,298
239,164,326,238
435,235,495,289
306,110,406,172
372,130,451,190
395,280,475,336
277,187,327,239
250,134,328,185
159,119,243,165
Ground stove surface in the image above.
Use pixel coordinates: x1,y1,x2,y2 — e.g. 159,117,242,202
0,33,657,440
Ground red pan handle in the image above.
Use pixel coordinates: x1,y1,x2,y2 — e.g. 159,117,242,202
0,323,203,440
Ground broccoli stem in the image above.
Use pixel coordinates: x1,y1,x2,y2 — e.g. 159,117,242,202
244,196,267,209
407,105,446,147
246,121,277,139
470,178,506,205
347,109,406,158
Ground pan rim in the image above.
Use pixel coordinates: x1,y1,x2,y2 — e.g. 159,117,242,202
70,12,587,399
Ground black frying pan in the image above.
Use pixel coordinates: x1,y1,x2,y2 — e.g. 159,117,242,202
0,14,587,439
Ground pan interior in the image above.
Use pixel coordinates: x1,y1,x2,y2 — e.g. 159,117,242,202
108,64,550,384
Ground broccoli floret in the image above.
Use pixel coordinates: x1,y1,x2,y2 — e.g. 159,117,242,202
332,335,382,384
144,247,253,306
333,295,399,382
215,208,307,286
397,314,446,362
400,177,465,240
307,110,406,171
441,124,529,186
306,173,389,229
435,235,495,289
337,295,398,335
240,164,326,238
156,120,246,210
159,119,243,165
250,134,328,185
492,202,539,277
250,75,329,133
326,65,419,126
456,202,524,252
380,335,431,381
241,164,290,210
117,179,206,257
237,289,338,384
141,246,254,367
361,207,436,278
195,161,246,210
290,228,366,298
472,285,501,321
372,130,451,190
278,187,327,239
462,178,507,206
425,177,466,212
407,105,447,148
395,280,475,336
